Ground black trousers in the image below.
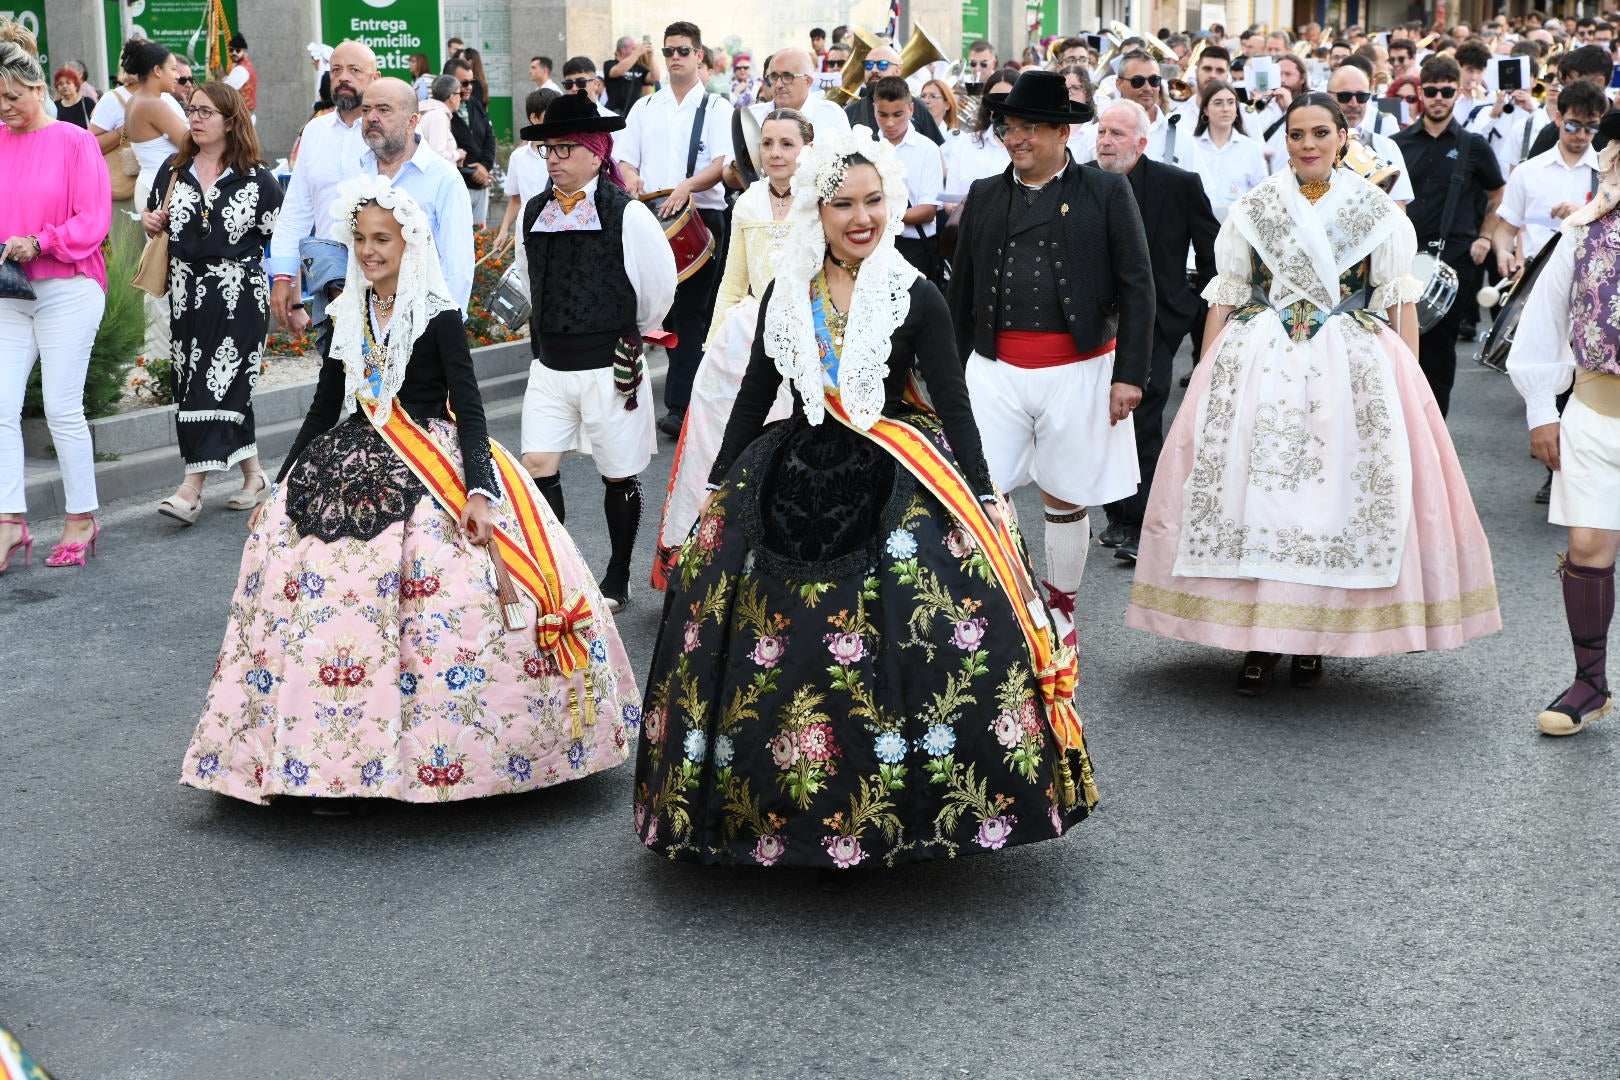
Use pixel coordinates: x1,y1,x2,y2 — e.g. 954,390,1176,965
1106,326,1179,526
895,234,940,286
1417,252,1475,419
662,207,726,414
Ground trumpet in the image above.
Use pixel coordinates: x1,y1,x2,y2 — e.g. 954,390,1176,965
1169,78,1195,102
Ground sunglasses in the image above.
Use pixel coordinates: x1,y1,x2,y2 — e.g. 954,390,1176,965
969,59,995,69
1422,85,1459,98
1563,118,1602,134
176,76,195,85
458,79,475,88
662,45,694,58
562,78,592,90
1334,90,1372,103
1124,74,1163,88
864,59,895,71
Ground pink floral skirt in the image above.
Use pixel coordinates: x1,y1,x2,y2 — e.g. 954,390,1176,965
1126,327,1502,657
180,420,641,804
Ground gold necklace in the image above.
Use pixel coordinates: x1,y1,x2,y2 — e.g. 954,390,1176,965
818,269,849,351
1297,175,1332,203
831,257,862,280
371,290,396,313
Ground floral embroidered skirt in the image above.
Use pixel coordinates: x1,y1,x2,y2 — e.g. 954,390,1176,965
180,417,641,805
634,413,1093,869
1126,321,1502,656
652,297,791,589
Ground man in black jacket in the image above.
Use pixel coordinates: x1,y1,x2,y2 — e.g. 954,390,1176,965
949,70,1153,647
1090,99,1218,562
842,41,944,144
445,57,495,227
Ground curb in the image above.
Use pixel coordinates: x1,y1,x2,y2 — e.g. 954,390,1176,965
21,341,672,513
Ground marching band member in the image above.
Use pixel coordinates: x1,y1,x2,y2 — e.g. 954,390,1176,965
1466,49,1550,177
1330,58,1415,206
871,75,944,277
1507,111,1620,736
515,93,677,612
950,71,1152,647
1128,93,1500,694
181,180,642,806
1492,80,1606,272
1116,49,1201,170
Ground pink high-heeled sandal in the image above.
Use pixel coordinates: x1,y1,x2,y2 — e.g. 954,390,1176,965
45,515,100,568
0,518,32,572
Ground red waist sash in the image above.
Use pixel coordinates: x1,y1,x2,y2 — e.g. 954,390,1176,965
995,331,1115,369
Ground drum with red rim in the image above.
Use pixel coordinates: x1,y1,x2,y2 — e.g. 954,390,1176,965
639,188,714,283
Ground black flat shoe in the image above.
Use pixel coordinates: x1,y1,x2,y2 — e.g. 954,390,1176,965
657,411,685,439
1098,519,1130,548
1113,526,1140,563
1235,652,1281,696
1289,654,1325,688
1535,472,1552,505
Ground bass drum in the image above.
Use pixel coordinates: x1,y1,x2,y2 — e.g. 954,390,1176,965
639,189,715,283
1410,251,1459,334
1479,234,1561,374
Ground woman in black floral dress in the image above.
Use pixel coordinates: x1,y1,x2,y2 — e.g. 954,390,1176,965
142,82,281,525
634,128,1099,871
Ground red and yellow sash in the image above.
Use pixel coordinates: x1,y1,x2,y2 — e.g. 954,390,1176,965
363,401,597,731
823,384,1097,810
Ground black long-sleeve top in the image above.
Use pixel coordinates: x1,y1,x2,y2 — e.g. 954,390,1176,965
450,96,497,187
276,308,499,497
708,277,995,498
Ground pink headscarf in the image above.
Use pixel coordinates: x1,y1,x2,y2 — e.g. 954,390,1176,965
576,131,628,190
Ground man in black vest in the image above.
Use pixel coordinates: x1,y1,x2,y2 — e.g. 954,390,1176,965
1090,99,1219,563
518,95,677,610
949,70,1153,648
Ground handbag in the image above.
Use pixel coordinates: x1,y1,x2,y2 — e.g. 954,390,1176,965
133,168,180,299
0,257,36,301
103,89,139,202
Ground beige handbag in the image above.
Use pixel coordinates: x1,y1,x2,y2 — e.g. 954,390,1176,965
133,169,180,299
102,89,139,201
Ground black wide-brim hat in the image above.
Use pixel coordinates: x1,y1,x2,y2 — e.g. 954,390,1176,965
520,92,625,141
986,69,1095,125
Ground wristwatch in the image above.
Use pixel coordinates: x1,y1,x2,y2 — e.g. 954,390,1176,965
26,235,40,258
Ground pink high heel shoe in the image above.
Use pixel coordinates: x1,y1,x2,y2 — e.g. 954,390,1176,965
45,515,100,568
0,518,32,572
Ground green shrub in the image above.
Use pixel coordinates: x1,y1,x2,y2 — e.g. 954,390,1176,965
23,223,147,419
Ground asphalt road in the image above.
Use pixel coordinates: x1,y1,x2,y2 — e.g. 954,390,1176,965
4,347,1617,1079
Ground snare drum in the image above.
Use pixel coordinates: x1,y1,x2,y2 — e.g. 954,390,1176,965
639,189,715,283
488,264,531,330
1410,251,1458,334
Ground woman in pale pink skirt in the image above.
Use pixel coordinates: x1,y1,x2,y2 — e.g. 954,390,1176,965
181,180,639,806
1125,94,1500,694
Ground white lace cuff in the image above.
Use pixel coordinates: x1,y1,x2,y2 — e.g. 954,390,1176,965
1202,274,1252,307
1370,273,1425,310
469,486,502,506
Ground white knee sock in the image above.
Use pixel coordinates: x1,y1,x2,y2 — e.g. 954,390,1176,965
1042,507,1090,647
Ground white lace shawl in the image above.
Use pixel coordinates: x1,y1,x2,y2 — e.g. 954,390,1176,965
324,176,460,425
764,126,920,430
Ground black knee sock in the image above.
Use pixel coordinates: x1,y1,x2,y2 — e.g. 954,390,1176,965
601,475,642,593
534,473,564,523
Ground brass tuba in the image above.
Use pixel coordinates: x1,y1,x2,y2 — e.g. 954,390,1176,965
899,22,947,80
826,27,879,106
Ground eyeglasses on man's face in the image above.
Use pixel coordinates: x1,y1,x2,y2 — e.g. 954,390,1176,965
767,72,809,85
1421,85,1458,98
662,45,694,58
864,59,895,71
993,121,1043,141
969,59,995,69
562,78,592,91
538,143,582,159
1562,118,1601,134
458,79,475,89
176,76,195,86
1334,90,1372,103
1124,74,1162,88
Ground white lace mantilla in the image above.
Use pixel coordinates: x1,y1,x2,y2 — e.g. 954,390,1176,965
1177,167,1417,590
765,126,919,429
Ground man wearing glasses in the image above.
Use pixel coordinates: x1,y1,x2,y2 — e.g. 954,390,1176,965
1527,46,1617,160
445,57,496,227
1327,58,1413,205
949,70,1152,648
617,20,734,438
561,57,618,117
516,93,676,611
966,40,998,88
604,35,661,116
1392,54,1506,416
220,34,256,119
1466,48,1550,178
1492,81,1606,279
842,41,945,144
741,48,849,136
1115,50,1198,170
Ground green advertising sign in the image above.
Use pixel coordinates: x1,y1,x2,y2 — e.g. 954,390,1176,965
0,2,46,68
961,0,989,57
321,0,441,82
105,0,240,79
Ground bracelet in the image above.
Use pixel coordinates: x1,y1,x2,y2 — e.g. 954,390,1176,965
27,235,40,257
272,274,296,284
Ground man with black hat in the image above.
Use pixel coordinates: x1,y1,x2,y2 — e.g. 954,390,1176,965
949,69,1154,648
222,33,256,120
516,94,678,611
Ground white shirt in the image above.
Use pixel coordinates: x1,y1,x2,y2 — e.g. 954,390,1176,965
744,96,851,144
1146,107,1201,171
887,126,944,239
505,143,549,208
944,130,1009,192
1467,102,1550,177
1499,144,1600,259
89,86,183,132
222,65,250,92
268,109,366,277
1194,130,1269,221
540,78,563,94
617,82,735,212
516,176,677,335
359,138,477,312
1067,122,1097,166
1350,123,1416,204
1507,228,1581,428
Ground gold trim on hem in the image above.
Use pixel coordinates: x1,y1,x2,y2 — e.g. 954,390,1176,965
1128,582,1500,634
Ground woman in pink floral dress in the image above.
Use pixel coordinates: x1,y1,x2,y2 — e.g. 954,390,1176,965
180,180,640,806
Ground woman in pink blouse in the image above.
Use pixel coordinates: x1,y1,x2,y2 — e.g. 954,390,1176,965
0,41,112,571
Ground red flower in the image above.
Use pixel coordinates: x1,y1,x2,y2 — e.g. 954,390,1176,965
419,576,440,597
522,656,545,678
253,764,264,786
445,763,465,785
283,580,300,601
343,665,366,686
318,664,341,686
416,764,439,785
